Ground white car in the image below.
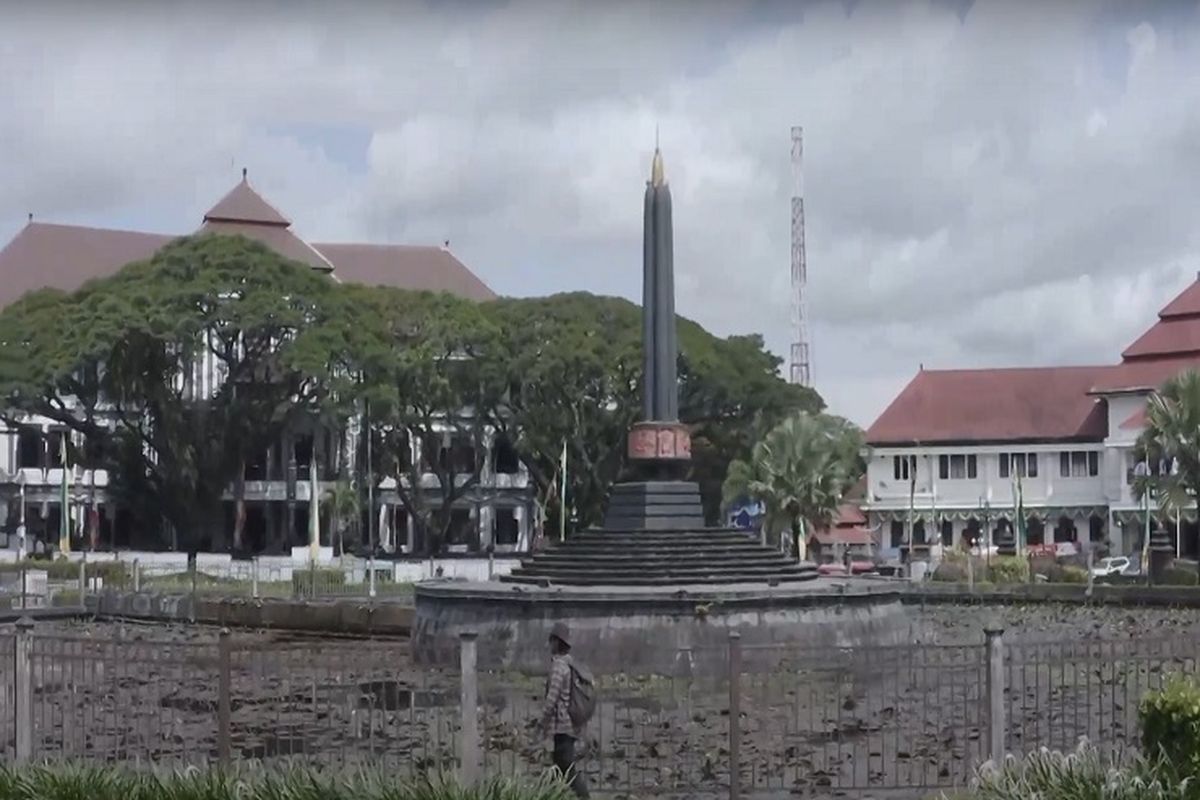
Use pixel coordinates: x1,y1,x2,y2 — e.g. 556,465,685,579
1091,556,1131,577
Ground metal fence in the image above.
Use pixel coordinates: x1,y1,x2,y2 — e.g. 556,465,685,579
0,622,1195,797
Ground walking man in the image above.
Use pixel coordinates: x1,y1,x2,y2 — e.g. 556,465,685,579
542,622,591,797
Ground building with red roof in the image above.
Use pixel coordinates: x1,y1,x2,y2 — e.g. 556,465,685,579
0,175,528,557
865,273,1200,560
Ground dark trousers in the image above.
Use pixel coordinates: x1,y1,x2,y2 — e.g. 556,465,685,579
553,733,589,797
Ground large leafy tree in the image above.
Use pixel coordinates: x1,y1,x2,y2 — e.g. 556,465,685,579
346,285,502,555
484,293,824,536
722,412,864,561
0,235,349,552
484,293,642,542
1136,369,1200,567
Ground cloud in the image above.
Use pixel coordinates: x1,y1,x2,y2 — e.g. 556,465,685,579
3,0,1200,428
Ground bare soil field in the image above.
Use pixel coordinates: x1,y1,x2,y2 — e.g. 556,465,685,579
3,603,1198,798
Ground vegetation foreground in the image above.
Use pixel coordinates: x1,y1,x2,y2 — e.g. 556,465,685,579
942,674,1200,799
0,766,573,800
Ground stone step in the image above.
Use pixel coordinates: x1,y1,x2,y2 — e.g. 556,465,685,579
545,544,772,558
527,553,796,568
500,571,816,587
506,563,812,581
564,533,761,546
549,542,772,554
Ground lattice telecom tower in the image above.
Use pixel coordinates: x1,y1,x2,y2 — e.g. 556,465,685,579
789,126,812,387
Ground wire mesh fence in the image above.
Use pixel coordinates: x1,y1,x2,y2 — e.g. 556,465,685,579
0,622,1196,797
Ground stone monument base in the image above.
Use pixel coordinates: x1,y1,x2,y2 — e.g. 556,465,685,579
602,480,705,531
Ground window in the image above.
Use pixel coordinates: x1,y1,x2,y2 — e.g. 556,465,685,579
493,508,519,546
492,436,520,475
999,452,1037,478
16,426,41,469
892,455,916,481
890,520,904,548
940,520,954,547
1059,451,1099,478
939,454,978,480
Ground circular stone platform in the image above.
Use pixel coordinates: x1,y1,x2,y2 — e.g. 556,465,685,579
412,578,907,674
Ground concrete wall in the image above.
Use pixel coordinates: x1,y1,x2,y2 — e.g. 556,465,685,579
412,585,911,675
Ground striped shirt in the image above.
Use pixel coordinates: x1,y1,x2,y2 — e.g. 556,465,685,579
542,655,582,738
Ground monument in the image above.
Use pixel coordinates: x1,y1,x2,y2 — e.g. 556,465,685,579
413,147,903,673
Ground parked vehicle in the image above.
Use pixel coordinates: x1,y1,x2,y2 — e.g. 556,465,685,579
1090,556,1132,578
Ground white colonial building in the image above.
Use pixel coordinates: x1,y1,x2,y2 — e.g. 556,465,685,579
0,175,534,556
865,274,1200,561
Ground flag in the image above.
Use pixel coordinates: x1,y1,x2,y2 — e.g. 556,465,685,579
1141,457,1152,572
309,466,320,564
906,461,916,553
559,439,568,542
1013,462,1026,552
58,436,71,557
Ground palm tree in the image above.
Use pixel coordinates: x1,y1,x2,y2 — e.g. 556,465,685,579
722,412,865,561
1137,369,1200,572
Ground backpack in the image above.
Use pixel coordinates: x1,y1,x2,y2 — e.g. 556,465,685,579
566,658,597,728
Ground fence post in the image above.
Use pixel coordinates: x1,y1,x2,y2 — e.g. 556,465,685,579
132,559,141,593
78,557,87,602
728,631,742,800
368,556,377,599
459,631,481,786
985,625,1006,765
189,558,198,624
19,567,26,611
308,560,317,598
967,554,975,593
14,616,34,763
1085,548,1094,599
251,557,260,599
217,627,232,765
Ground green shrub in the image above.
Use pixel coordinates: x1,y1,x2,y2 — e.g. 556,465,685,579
984,556,1029,585
942,742,1186,800
1058,565,1088,584
1141,676,1200,778
0,765,574,800
931,560,967,582
1160,566,1199,586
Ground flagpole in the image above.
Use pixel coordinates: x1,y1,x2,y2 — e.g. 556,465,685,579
58,435,71,557
559,440,568,543
309,462,320,564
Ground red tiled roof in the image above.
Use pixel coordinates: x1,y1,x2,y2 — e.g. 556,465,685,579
198,221,334,273
315,243,496,301
0,179,496,309
1090,357,1200,394
835,503,866,526
0,222,173,308
1158,276,1200,319
203,179,290,227
1122,317,1200,360
866,367,1108,445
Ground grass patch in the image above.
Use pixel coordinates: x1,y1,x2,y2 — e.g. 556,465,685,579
0,764,573,800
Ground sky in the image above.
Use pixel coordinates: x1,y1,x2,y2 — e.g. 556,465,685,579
4,0,1200,427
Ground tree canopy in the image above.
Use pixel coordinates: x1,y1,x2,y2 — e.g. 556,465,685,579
0,234,824,552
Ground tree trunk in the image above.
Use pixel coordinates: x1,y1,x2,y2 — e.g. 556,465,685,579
233,459,246,554
791,519,802,564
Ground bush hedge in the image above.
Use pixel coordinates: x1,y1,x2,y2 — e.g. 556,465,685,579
985,556,1029,585
1160,566,1199,587
1141,676,1200,778
0,766,573,800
